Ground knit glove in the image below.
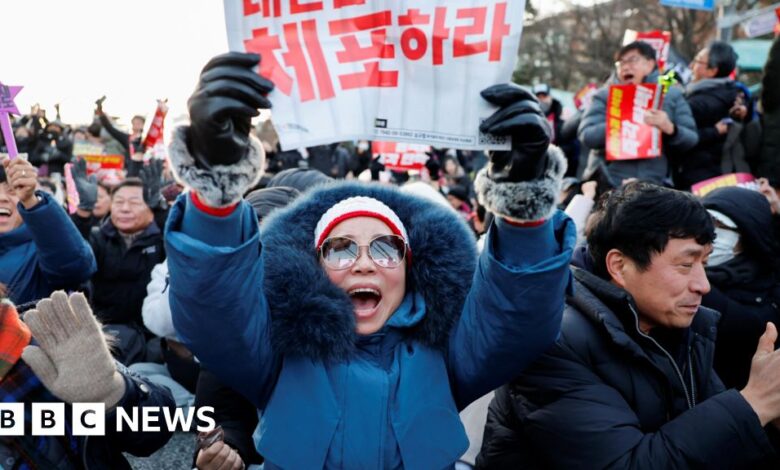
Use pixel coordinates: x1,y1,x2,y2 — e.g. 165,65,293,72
475,83,567,222
168,52,271,207
140,159,164,209
71,158,98,211
21,292,125,408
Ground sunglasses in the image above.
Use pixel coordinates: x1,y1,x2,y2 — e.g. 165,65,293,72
319,234,407,270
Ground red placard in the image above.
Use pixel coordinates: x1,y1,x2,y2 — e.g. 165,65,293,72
606,84,662,161
372,141,430,171
624,30,671,72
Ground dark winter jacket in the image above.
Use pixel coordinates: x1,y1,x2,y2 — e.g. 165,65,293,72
88,218,165,325
166,181,574,469
670,78,740,189
477,267,779,469
578,72,698,185
759,37,780,186
193,369,263,467
4,363,175,470
0,192,96,305
702,187,780,389
29,134,73,176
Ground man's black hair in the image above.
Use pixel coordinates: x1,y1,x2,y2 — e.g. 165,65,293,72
616,41,657,62
111,177,145,196
587,182,715,279
707,41,738,78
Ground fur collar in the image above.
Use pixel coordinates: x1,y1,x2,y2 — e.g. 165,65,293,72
260,182,477,361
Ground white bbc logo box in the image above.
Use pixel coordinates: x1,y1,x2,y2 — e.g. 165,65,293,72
0,403,104,436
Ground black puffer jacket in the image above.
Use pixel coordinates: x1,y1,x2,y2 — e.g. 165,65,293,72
673,78,739,189
88,219,165,325
477,267,779,469
702,187,780,389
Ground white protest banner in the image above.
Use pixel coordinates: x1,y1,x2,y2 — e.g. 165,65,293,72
224,0,524,151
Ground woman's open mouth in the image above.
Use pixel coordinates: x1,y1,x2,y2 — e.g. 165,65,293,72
348,287,382,319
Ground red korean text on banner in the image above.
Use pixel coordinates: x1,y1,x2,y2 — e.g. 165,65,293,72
623,30,671,72
241,2,512,101
372,141,430,172
691,173,758,198
606,84,663,161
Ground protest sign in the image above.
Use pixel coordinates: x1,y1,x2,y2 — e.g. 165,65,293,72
63,163,79,214
623,30,672,72
72,141,106,158
691,173,758,197
142,100,168,161
372,141,430,172
224,0,524,151
573,83,598,111
0,82,23,160
659,0,715,11
606,84,662,161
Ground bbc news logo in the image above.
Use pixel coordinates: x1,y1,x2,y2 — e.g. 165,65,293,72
0,404,216,436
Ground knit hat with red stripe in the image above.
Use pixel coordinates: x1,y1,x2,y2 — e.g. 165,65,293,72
314,196,409,250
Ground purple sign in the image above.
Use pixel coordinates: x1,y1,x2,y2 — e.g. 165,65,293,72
0,82,23,159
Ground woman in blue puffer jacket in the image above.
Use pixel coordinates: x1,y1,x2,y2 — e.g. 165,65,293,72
165,52,575,470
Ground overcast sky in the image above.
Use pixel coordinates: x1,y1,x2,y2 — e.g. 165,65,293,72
1,0,581,129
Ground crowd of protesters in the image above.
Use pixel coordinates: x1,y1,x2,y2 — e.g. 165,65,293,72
0,32,778,469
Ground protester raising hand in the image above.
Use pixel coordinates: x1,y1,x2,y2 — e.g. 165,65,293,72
1,157,38,209
22,291,126,408
140,158,165,210
740,323,780,428
71,158,98,215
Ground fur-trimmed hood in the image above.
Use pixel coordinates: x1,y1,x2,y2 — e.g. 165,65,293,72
259,182,477,362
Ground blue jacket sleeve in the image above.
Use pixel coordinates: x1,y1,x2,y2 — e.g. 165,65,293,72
448,211,575,409
164,194,278,408
19,191,96,287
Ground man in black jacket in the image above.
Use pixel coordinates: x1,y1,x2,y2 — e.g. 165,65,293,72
673,41,740,189
478,182,780,469
83,177,166,364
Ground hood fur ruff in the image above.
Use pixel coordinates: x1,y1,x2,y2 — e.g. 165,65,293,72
168,126,266,207
260,182,478,362
475,145,567,222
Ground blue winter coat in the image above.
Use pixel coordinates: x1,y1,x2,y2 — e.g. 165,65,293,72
0,191,96,305
165,182,575,469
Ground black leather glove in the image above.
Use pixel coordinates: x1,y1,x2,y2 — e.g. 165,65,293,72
71,158,98,211
479,84,552,183
187,52,274,169
139,159,164,209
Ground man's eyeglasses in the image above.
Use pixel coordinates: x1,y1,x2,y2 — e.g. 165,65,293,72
319,235,407,270
614,55,644,68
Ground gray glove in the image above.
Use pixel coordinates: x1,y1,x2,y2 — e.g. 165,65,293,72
22,292,126,408
71,158,98,211
139,159,164,209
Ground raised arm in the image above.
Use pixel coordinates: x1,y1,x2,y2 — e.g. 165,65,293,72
448,84,574,408
165,52,277,407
